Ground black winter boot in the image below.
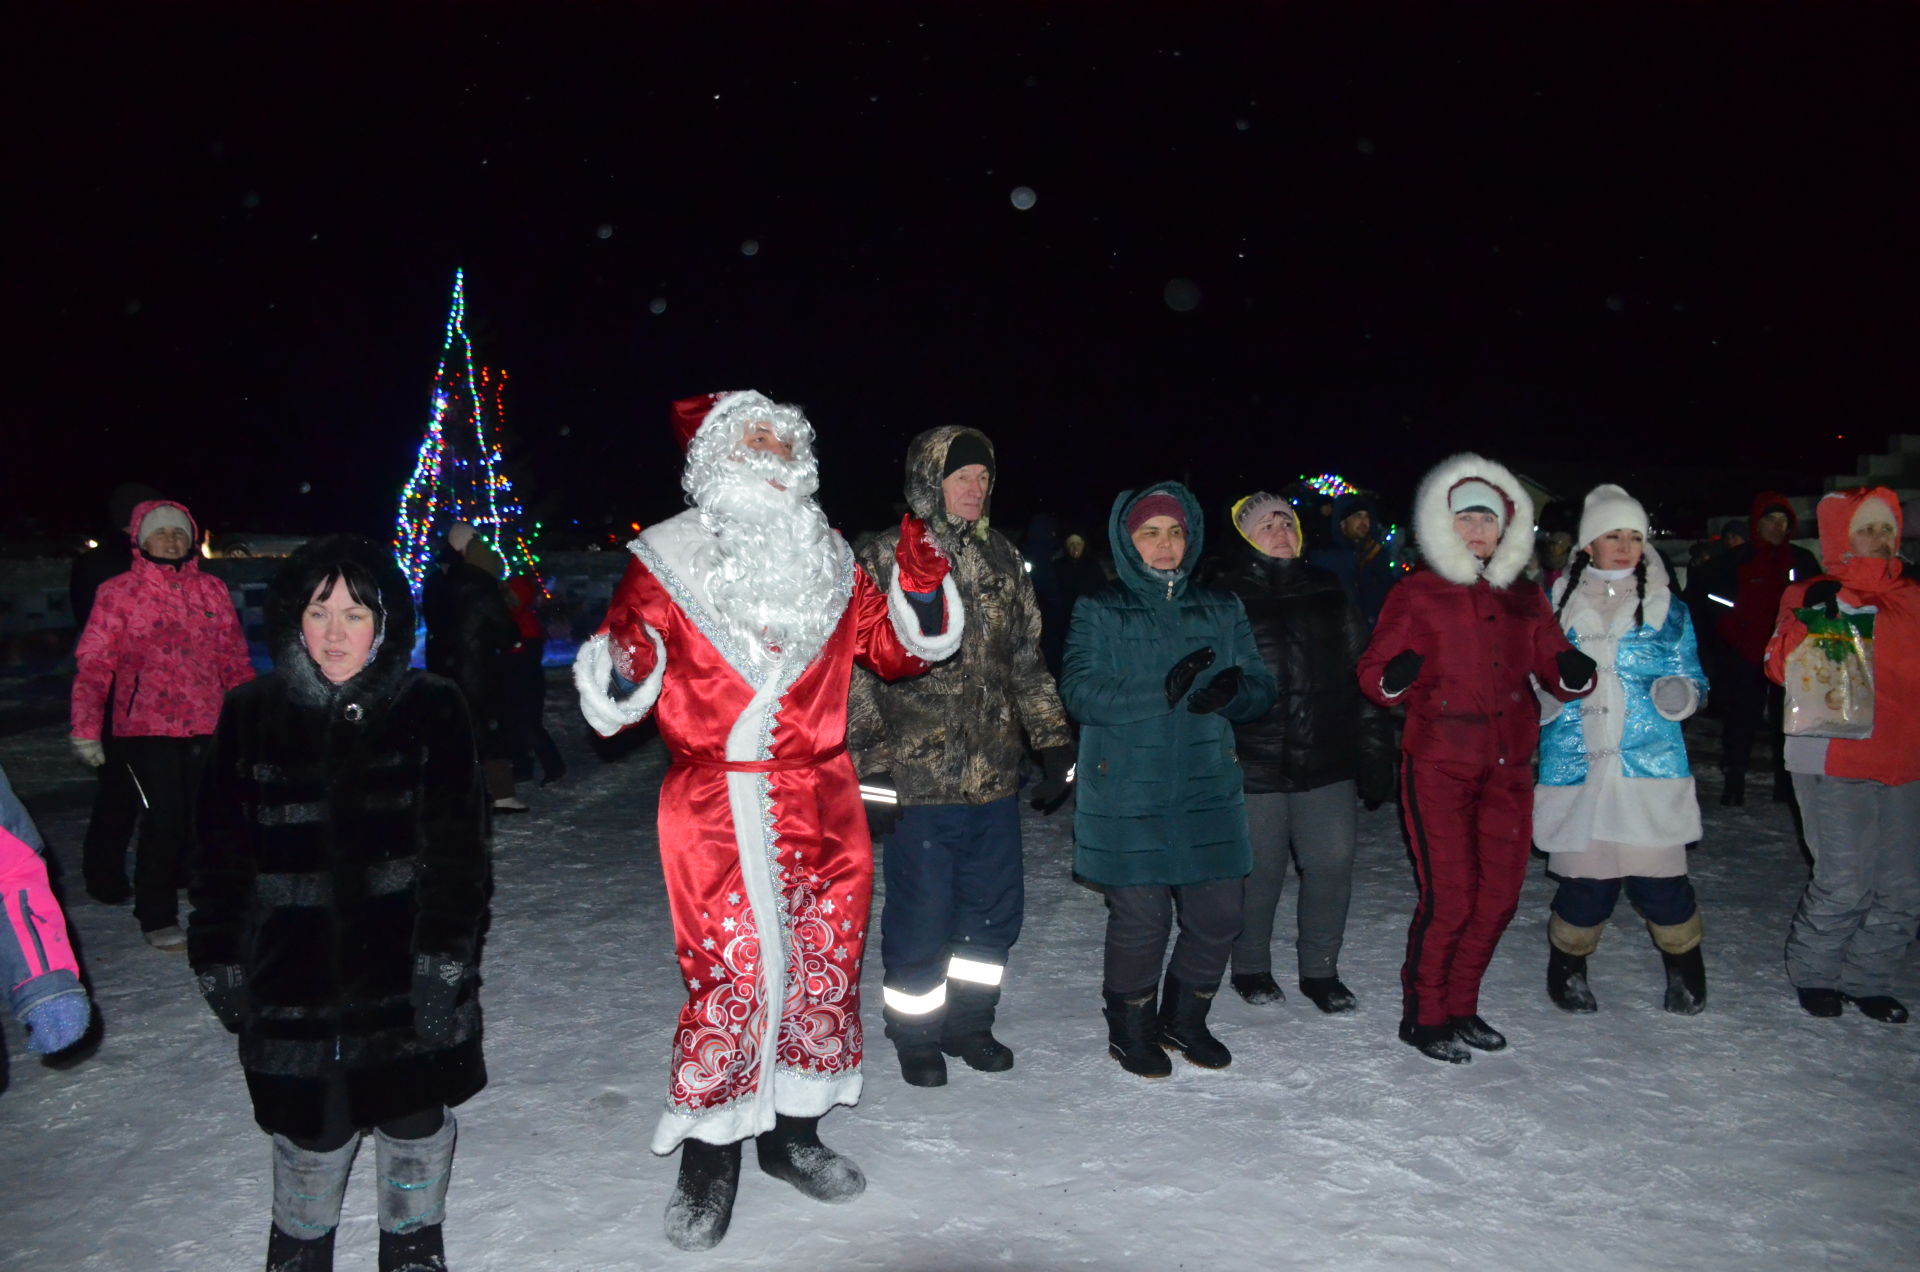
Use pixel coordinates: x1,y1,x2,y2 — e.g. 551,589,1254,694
1297,976,1358,1014
266,1227,336,1272
665,1138,742,1252
377,1226,446,1272
1156,975,1231,1069
1845,994,1910,1023
1661,948,1707,1015
756,1113,866,1202
1102,987,1172,1078
941,980,1014,1072
1449,1014,1507,1052
1720,770,1746,806
885,1007,949,1087
1796,987,1844,1018
1547,948,1598,1013
1231,971,1285,1004
1397,1019,1470,1064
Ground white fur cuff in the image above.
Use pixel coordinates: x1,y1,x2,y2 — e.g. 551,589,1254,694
1650,675,1700,722
574,628,666,738
888,570,965,663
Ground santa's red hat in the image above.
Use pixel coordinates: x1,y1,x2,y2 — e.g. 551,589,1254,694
670,392,732,451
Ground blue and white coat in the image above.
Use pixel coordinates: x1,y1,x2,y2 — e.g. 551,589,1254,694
1535,552,1706,879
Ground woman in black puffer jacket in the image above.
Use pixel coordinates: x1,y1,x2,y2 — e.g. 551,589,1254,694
1219,493,1395,1014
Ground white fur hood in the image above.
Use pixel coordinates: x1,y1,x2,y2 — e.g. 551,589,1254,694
1413,452,1537,588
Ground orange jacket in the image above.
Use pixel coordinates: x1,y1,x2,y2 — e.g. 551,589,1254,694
1765,486,1917,786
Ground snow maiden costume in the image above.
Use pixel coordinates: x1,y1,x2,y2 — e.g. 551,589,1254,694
1535,485,1709,1016
1358,454,1595,1063
190,535,489,1272
575,390,962,1250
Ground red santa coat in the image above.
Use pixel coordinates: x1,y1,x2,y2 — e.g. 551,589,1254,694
575,510,962,1152
71,499,254,740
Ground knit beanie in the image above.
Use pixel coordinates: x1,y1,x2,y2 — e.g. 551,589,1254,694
1576,483,1650,551
942,431,995,483
137,504,192,545
1447,479,1506,529
447,521,476,552
1125,492,1187,536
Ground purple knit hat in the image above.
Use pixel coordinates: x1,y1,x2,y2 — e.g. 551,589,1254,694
1125,492,1187,536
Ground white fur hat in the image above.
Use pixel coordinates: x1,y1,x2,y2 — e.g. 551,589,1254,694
136,504,192,545
1577,484,1650,551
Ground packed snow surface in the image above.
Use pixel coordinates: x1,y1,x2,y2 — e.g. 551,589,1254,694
2,678,1915,1270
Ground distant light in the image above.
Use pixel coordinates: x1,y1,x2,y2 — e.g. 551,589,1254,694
630,521,641,532
1023,559,1033,573
85,538,99,550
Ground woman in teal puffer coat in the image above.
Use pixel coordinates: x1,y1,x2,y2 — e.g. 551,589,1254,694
1060,482,1277,1078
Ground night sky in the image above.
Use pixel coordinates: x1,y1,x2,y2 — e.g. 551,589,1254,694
13,4,1915,551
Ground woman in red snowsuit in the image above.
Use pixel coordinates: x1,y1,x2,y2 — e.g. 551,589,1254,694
1358,455,1595,1062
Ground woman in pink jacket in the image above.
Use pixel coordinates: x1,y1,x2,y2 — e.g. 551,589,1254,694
69,499,253,949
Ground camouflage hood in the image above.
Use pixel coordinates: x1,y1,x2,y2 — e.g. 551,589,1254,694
904,425,996,556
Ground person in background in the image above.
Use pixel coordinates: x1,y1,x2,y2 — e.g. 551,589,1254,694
1058,532,1108,612
69,499,253,950
191,534,489,1272
848,427,1073,1089
66,481,163,905
1693,493,1820,805
422,522,524,814
1219,492,1393,1015
1767,487,1918,1024
505,572,567,786
1535,485,1710,1017
1319,491,1399,628
1358,455,1596,1064
1060,483,1277,1078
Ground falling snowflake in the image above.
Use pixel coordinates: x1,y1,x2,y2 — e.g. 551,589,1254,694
1010,186,1037,211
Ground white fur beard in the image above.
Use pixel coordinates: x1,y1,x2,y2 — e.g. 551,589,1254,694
690,450,841,670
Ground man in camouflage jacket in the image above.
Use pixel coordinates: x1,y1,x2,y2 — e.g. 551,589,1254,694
850,426,1074,1087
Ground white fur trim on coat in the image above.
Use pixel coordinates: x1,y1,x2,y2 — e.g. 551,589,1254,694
573,628,666,738
1413,452,1538,588
887,570,965,663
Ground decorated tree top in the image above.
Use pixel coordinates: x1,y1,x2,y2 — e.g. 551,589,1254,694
393,269,541,593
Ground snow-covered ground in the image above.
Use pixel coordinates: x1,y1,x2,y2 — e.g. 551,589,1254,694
3,677,1915,1271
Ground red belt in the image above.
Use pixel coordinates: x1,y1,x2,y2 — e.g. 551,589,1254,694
676,743,847,773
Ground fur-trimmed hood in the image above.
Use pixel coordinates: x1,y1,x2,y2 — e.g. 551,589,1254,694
266,534,417,709
1412,453,1536,588
903,425,996,555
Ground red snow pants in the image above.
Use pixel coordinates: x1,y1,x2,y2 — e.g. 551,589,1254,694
1399,755,1534,1027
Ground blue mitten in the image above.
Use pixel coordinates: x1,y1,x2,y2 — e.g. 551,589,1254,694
23,991,92,1055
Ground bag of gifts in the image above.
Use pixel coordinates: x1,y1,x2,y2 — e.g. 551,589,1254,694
1782,607,1875,740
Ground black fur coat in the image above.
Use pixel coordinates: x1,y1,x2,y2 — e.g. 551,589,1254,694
189,535,490,1139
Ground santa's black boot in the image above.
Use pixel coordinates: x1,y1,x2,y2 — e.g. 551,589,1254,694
1156,974,1231,1069
941,977,1014,1072
1648,914,1706,1015
1103,987,1172,1078
755,1113,867,1203
665,1138,742,1252
1547,914,1603,1013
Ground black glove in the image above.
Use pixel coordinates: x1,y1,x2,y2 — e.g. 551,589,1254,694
1186,666,1245,715
1556,648,1599,691
1028,746,1076,814
412,953,467,1046
196,964,247,1034
1165,647,1216,705
1802,578,1842,617
863,772,902,840
1381,650,1424,696
1358,757,1397,811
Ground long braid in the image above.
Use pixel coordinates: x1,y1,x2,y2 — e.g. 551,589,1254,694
1632,556,1648,630
1554,550,1590,624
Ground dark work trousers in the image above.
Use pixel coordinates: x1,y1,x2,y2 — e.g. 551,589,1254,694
880,797,1024,1046
121,735,208,933
505,640,564,783
289,1101,446,1154
1102,877,1245,996
1234,782,1359,981
1717,659,1783,777
82,728,143,900
1551,875,1698,928
1399,756,1533,1027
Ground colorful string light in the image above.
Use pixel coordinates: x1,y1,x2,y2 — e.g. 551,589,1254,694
393,270,543,592
1300,472,1359,498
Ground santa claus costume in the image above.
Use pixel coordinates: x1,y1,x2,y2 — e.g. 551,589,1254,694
575,390,962,1250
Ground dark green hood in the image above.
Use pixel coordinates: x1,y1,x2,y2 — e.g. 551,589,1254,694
1107,481,1204,601
904,425,995,554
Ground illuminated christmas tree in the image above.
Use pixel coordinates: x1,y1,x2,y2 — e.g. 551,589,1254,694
393,269,541,592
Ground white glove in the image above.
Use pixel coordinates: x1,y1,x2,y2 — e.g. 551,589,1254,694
70,736,106,768
1531,675,1564,726
1650,676,1699,722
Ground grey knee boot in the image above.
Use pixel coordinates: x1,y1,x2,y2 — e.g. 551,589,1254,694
268,1134,359,1271
375,1110,456,1272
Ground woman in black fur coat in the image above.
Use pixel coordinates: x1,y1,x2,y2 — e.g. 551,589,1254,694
190,534,489,1272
